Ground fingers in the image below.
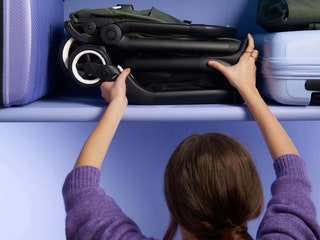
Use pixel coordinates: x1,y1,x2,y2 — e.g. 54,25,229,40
100,68,130,103
243,34,259,60
245,33,255,53
100,81,111,102
208,33,258,71
207,60,227,75
100,68,130,88
116,68,131,85
249,50,259,61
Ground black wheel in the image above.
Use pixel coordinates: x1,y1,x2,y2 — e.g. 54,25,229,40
68,45,112,87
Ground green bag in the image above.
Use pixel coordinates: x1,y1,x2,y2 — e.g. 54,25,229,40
256,0,320,32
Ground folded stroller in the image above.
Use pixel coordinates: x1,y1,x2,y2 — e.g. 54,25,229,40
59,4,247,104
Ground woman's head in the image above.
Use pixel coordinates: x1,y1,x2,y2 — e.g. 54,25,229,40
163,133,263,240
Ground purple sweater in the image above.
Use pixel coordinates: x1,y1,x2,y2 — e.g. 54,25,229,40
62,154,320,239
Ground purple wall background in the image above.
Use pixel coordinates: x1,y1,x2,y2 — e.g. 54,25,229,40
1,1,319,239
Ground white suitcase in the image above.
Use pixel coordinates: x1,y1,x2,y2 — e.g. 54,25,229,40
254,30,320,105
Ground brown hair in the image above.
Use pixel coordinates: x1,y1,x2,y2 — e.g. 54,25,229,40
163,133,264,240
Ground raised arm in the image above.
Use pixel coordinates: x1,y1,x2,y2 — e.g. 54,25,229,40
74,68,131,169
208,34,298,159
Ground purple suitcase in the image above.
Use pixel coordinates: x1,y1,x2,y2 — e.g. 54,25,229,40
1,0,64,107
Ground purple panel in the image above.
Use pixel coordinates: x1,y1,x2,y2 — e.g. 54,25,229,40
2,0,63,107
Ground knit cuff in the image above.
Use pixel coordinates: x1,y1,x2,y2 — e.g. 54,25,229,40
273,154,307,178
62,166,100,194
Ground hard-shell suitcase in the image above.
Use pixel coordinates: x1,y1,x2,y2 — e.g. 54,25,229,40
255,30,320,105
0,0,64,107
60,5,247,105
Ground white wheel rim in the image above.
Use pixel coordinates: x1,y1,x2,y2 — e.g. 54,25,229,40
62,38,76,69
71,50,107,85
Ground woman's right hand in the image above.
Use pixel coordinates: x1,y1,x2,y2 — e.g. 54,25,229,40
207,33,259,98
209,34,298,159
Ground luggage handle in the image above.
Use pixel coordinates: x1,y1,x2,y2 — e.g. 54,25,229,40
305,80,320,91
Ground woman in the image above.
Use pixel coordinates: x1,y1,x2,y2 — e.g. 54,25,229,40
62,34,320,239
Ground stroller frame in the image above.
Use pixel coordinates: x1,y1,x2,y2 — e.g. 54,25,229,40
60,4,247,104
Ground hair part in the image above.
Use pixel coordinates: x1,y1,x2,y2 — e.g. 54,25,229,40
163,133,264,240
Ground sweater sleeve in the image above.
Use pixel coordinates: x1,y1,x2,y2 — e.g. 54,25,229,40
257,154,320,239
62,166,155,240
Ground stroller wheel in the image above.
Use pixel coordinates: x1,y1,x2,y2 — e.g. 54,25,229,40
59,36,80,72
68,45,112,87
